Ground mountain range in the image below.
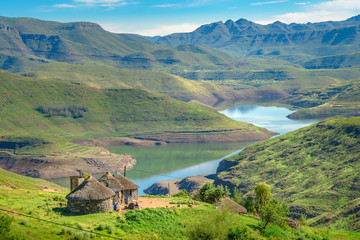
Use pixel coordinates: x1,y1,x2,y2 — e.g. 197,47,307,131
155,15,360,63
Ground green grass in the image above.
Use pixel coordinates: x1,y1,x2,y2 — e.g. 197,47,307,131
215,117,360,231
0,167,359,239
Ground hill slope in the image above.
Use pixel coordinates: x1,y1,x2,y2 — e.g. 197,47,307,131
0,70,275,143
0,69,276,178
1,168,358,240
215,117,360,231
284,79,360,119
22,62,242,105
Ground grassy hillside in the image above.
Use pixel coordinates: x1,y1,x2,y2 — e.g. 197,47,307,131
0,167,359,239
284,79,360,119
21,62,242,105
0,69,277,178
0,16,242,74
303,52,360,69
215,117,360,231
2,16,360,105
0,70,274,142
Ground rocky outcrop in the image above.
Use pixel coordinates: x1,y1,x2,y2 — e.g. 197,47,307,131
144,174,215,196
0,150,136,179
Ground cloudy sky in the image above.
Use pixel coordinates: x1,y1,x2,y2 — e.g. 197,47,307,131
1,0,360,36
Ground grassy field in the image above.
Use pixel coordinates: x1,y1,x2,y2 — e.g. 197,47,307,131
0,167,359,239
215,117,360,232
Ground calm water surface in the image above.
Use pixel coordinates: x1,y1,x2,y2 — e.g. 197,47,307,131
51,105,318,195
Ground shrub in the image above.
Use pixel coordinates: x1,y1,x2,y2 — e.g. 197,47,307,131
194,182,229,204
0,213,13,236
227,225,255,240
185,210,230,240
37,103,87,118
172,189,191,198
244,196,255,213
232,187,243,205
299,213,308,226
254,182,272,213
259,199,289,231
20,218,29,226
96,223,113,234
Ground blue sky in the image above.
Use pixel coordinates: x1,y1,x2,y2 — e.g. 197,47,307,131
1,0,360,36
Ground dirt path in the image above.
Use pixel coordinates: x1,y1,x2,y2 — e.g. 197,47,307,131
138,197,177,208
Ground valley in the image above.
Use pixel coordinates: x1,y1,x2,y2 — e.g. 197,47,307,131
0,12,359,239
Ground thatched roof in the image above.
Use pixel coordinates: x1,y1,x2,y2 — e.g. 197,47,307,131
98,172,125,192
113,173,140,190
215,198,247,215
66,176,115,201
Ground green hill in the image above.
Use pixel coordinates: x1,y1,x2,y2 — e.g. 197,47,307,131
215,117,360,231
21,62,242,105
2,16,360,104
0,70,275,177
0,167,359,239
284,79,360,119
0,70,274,142
303,52,360,69
0,16,241,74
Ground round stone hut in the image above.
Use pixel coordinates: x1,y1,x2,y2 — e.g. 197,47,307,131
98,172,124,204
66,176,115,214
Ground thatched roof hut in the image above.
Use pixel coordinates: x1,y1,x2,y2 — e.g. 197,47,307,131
114,173,140,190
215,198,247,215
98,172,124,193
66,176,115,213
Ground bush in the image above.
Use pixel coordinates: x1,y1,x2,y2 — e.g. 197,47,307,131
259,199,289,231
194,182,229,204
172,189,191,198
0,213,13,236
227,226,255,240
232,187,243,205
96,223,113,234
185,210,229,240
244,196,255,213
37,103,87,118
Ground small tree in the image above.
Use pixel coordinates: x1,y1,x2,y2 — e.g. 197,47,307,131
254,182,272,213
258,199,289,231
243,196,255,213
299,213,308,226
194,182,229,204
232,187,243,205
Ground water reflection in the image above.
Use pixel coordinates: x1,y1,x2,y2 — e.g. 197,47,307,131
220,105,317,135
50,105,319,195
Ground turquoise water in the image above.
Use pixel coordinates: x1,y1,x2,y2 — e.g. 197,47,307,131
51,105,318,195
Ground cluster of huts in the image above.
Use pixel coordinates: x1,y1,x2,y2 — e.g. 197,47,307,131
66,172,139,214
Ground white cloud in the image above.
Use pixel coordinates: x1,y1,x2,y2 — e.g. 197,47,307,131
256,0,360,24
251,0,289,6
52,0,134,8
154,4,181,8
101,23,200,36
53,4,77,8
294,2,310,5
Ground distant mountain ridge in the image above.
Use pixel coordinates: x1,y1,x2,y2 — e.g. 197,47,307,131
155,15,360,61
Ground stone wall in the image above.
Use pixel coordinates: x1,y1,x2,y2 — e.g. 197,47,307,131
67,198,113,214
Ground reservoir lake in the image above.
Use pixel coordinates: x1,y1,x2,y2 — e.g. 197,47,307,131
51,105,318,195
